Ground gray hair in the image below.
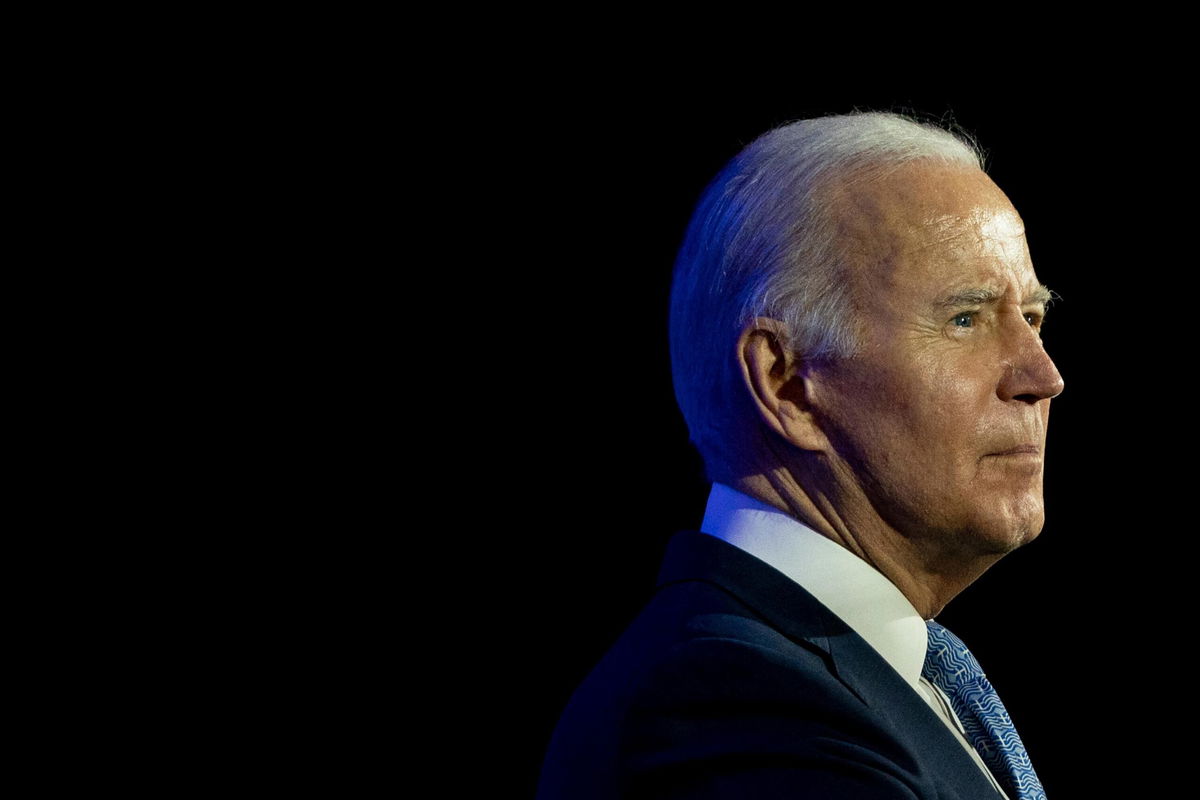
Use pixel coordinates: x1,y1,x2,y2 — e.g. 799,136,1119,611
669,112,984,477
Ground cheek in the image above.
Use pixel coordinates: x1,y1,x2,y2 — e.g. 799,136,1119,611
894,367,977,446
819,355,990,474
902,369,995,478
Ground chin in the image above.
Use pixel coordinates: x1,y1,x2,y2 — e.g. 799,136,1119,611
979,511,1045,556
987,489,1046,547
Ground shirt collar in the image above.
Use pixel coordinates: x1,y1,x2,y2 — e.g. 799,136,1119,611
700,482,929,694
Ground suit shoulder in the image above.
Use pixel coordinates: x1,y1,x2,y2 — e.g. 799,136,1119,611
538,580,867,798
539,561,991,799
568,577,844,709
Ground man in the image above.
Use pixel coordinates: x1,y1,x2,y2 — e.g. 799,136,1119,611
537,112,1063,799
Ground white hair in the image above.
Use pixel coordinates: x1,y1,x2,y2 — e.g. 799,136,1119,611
669,112,984,478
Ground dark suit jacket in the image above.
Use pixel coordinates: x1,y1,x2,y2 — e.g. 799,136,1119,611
537,531,1006,799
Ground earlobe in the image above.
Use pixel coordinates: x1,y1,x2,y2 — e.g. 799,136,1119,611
737,318,832,453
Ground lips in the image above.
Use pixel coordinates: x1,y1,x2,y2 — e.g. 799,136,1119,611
988,444,1041,457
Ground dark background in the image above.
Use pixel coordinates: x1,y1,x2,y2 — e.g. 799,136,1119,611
464,90,1183,795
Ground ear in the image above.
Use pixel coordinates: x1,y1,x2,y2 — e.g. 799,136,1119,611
736,317,832,453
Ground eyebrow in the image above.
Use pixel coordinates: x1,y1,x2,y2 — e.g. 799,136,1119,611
934,284,1055,311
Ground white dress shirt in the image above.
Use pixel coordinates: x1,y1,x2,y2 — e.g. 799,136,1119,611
700,482,1009,798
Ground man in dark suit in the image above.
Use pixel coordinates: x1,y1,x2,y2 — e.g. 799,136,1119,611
537,112,1063,799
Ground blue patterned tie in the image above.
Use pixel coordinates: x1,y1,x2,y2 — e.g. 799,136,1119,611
922,620,1047,800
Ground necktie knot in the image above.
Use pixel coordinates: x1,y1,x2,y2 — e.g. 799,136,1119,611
924,619,986,686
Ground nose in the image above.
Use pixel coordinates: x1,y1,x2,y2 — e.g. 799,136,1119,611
997,311,1065,404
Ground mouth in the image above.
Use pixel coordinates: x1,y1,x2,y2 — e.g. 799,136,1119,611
988,444,1042,457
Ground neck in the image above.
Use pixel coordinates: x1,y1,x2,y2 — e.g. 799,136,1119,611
729,464,1003,619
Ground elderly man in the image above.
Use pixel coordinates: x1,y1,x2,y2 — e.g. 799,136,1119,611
537,112,1063,799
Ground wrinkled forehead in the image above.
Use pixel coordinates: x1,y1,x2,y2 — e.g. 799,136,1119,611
829,161,1034,289
923,205,1029,267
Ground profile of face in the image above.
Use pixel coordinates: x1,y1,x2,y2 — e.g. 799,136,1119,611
809,162,1064,558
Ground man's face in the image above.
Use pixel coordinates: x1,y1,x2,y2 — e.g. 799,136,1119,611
810,162,1064,558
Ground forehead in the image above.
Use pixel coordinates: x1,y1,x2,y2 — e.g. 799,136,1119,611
831,162,1038,301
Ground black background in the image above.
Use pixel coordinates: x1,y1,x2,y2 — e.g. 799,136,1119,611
463,89,1184,795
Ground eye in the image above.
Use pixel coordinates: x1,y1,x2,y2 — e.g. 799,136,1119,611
1023,311,1043,328
951,312,975,328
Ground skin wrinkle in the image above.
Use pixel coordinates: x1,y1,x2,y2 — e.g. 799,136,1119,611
734,161,1064,619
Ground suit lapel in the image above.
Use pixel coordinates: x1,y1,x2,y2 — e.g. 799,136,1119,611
657,531,1005,798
